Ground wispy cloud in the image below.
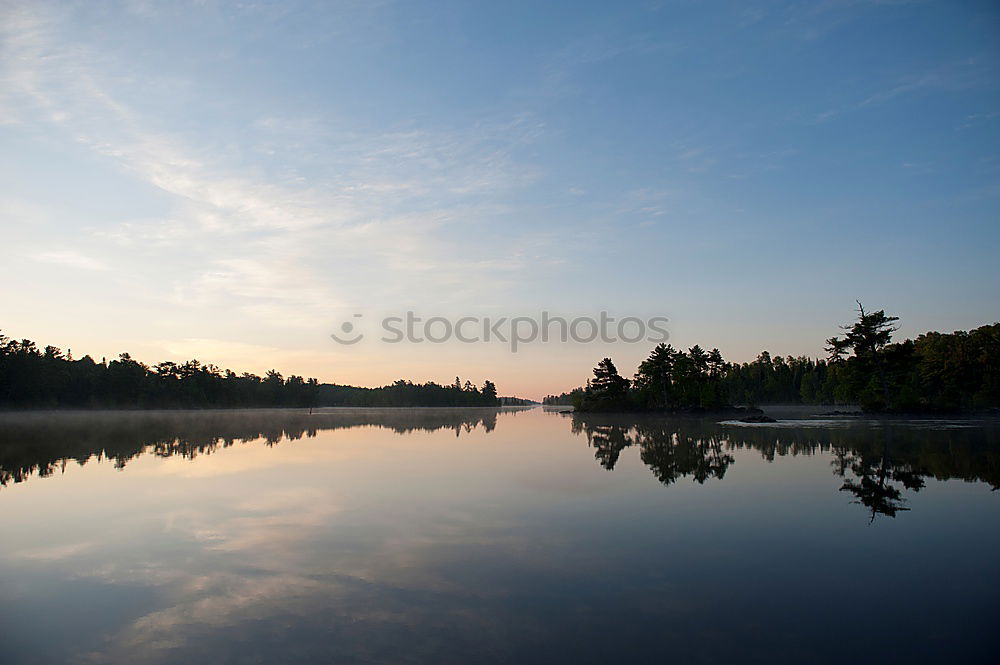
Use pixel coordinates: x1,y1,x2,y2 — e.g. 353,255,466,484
811,58,994,124
0,1,559,328
31,249,108,271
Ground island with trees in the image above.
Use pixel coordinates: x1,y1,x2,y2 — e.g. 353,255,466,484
573,304,999,414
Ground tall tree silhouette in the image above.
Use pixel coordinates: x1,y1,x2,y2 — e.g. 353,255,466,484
827,302,900,408
580,358,630,410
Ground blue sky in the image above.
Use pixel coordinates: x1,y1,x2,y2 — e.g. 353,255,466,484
1,0,998,398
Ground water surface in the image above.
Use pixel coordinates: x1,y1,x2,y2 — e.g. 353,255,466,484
1,407,997,664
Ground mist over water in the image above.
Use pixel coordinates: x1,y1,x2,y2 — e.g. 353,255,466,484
0,407,997,664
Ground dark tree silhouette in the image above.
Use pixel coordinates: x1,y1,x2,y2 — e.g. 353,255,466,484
578,358,630,410
827,301,900,408
567,307,999,414
633,343,676,409
0,331,508,409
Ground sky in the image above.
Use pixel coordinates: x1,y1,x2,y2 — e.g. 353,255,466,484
1,0,998,400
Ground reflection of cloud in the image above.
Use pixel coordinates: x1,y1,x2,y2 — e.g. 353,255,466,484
25,417,548,663
134,433,369,479
88,573,332,661
72,491,531,662
11,541,93,561
513,469,610,496
83,516,546,664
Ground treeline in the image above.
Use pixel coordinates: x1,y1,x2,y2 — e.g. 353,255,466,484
575,306,1000,413
499,396,538,406
542,390,582,406
317,378,498,407
0,333,500,409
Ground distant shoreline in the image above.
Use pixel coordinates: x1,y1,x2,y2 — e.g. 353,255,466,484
0,404,537,415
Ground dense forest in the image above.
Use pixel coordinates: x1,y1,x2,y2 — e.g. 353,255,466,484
499,396,538,406
0,332,500,409
317,377,499,407
575,305,1000,413
542,390,579,406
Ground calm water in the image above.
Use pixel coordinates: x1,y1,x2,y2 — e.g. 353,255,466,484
1,406,997,664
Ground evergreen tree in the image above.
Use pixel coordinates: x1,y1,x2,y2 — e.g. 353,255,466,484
481,380,498,405
827,302,900,409
580,358,630,411
634,343,676,408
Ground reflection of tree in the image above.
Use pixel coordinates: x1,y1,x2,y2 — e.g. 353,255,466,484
583,424,632,470
572,414,1000,520
835,431,926,522
0,407,513,487
637,428,734,486
575,419,735,485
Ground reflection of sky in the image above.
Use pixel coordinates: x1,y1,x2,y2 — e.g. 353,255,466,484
0,409,998,664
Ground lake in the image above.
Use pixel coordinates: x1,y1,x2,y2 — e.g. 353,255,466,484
0,406,997,664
